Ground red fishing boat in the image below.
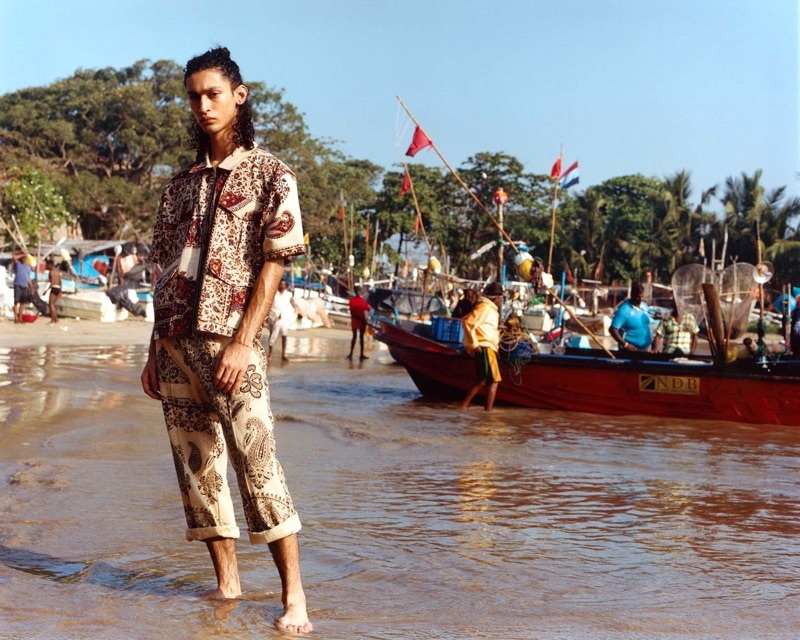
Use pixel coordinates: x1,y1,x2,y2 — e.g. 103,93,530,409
376,319,800,426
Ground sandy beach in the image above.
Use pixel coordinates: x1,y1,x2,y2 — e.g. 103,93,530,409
0,317,349,349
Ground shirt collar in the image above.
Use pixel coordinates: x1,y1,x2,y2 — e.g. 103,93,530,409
188,145,257,174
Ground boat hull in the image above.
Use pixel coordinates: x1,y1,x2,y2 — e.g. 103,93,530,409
377,320,800,426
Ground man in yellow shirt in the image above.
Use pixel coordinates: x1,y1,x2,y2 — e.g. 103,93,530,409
459,281,503,411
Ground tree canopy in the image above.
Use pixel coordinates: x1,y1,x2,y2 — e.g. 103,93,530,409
2,58,799,288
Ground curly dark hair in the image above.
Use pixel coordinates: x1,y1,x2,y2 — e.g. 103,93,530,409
184,46,255,158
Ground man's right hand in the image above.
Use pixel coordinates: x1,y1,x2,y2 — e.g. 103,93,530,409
140,352,161,400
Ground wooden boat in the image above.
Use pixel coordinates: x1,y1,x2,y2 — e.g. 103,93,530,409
376,319,800,426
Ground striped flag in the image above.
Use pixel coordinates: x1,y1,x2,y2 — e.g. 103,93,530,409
559,161,579,190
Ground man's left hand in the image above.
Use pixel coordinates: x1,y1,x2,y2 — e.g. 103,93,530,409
214,341,252,393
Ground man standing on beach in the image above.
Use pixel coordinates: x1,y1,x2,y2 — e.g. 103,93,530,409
267,278,294,363
45,258,62,324
459,281,503,411
347,286,371,360
139,47,312,634
11,251,34,324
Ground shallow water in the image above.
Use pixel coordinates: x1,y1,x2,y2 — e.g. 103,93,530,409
1,336,799,639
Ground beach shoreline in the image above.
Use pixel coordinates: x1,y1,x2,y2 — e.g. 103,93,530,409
0,318,350,349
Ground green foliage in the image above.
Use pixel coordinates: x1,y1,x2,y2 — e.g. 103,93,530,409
1,166,71,246
2,58,799,287
723,170,800,285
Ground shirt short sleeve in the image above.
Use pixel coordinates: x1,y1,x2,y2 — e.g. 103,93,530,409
263,166,306,261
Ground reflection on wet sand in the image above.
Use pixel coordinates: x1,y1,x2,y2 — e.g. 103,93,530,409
1,337,799,639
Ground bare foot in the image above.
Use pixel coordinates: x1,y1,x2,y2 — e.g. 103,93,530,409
203,586,242,600
282,356,290,363
275,601,313,634
359,355,369,360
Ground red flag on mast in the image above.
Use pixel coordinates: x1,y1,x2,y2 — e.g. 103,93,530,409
401,170,411,197
405,125,433,157
550,157,562,180
337,206,345,220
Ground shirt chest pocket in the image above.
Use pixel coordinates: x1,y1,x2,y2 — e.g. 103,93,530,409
214,192,262,248
207,192,263,286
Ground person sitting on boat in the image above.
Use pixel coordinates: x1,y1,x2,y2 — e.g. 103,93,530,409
459,281,504,411
609,281,652,352
790,296,800,355
452,287,477,319
652,303,698,355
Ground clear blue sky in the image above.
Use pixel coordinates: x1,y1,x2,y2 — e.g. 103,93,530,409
1,0,798,209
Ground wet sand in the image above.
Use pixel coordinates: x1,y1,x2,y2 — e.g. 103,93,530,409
2,319,799,639
0,317,348,349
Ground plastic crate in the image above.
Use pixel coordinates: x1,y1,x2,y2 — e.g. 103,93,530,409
431,316,464,343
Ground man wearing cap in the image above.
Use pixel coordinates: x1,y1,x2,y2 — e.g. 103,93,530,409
459,281,504,411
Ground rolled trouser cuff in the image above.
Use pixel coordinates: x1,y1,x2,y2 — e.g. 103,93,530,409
248,514,302,545
185,524,241,542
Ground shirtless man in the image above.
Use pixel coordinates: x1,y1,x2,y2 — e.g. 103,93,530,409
46,258,62,323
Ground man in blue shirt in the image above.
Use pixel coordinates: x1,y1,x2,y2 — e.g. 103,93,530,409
12,251,34,324
609,282,652,351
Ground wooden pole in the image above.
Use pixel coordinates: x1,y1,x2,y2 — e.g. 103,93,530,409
349,204,356,290
11,215,29,253
0,214,25,249
725,260,737,353
547,145,563,273
419,267,428,320
702,282,727,360
545,285,615,359
339,191,349,290
496,199,505,281
403,162,449,311
396,96,518,253
403,162,433,255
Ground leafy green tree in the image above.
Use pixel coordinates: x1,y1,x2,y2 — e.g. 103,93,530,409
590,174,667,282
1,166,71,247
0,59,376,246
443,152,552,278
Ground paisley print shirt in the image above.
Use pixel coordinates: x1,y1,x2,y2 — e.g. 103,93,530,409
150,146,305,339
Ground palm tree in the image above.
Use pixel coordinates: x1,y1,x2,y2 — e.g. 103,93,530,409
566,190,606,281
721,170,767,265
722,170,800,284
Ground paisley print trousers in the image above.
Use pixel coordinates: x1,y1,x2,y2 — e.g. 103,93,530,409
156,334,301,544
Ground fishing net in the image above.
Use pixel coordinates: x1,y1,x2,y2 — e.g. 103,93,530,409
671,263,757,340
